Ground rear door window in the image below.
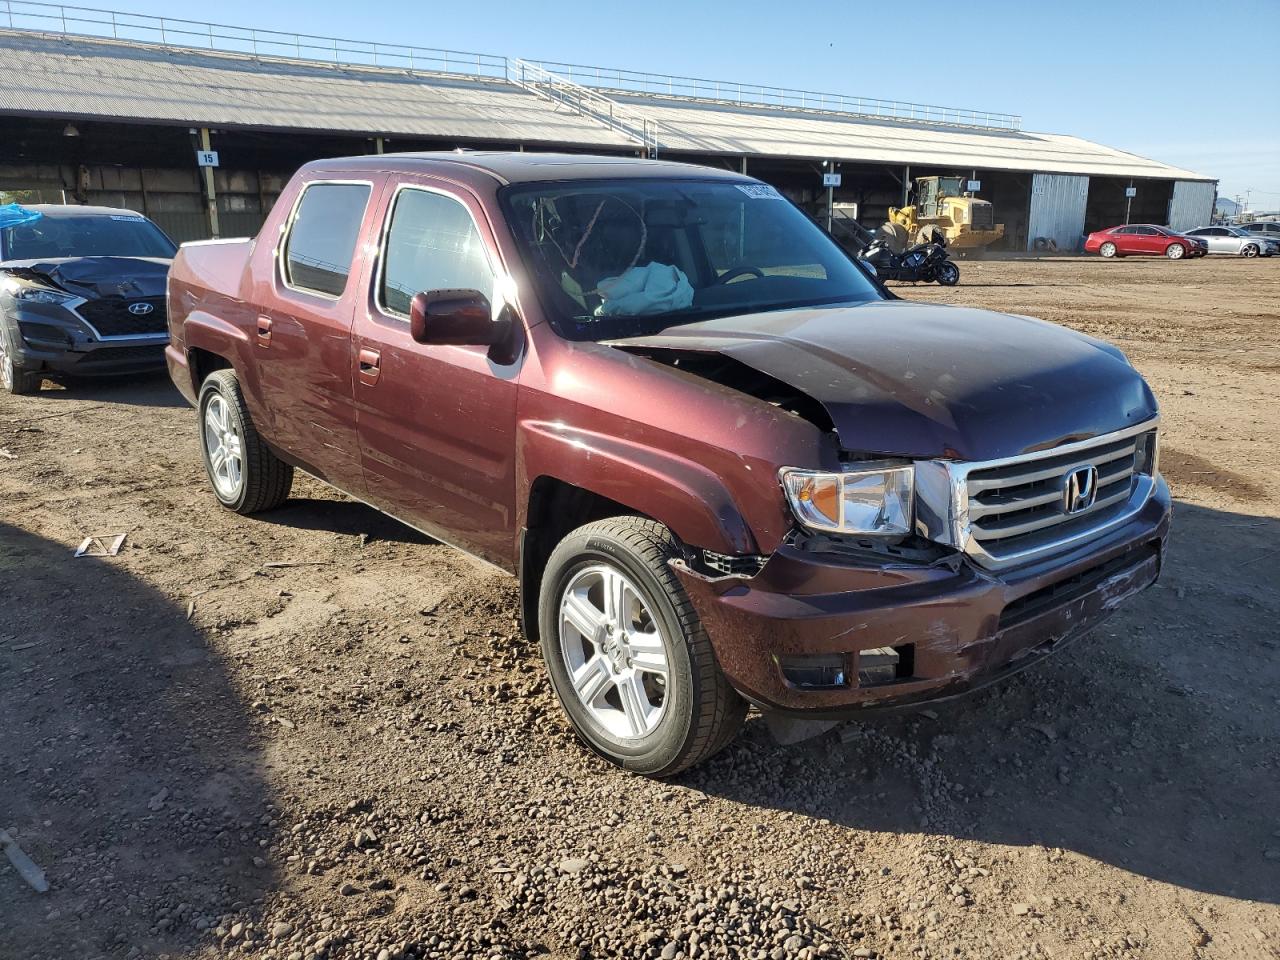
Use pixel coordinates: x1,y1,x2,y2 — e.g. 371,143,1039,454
378,188,494,317
283,182,372,298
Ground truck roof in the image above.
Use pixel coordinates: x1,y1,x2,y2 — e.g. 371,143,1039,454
304,151,756,187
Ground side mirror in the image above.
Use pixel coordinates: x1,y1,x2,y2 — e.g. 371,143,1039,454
409,289,507,346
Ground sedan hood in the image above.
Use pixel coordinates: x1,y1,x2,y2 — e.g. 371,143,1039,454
607,300,1157,461
2,256,170,300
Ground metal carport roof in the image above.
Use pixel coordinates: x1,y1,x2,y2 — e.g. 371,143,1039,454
611,94,1213,181
0,31,635,148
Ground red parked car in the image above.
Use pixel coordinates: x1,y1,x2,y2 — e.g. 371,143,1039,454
1085,224,1207,260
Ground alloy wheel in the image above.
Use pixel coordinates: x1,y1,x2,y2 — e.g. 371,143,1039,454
1243,245,1258,258
1100,242,1116,258
203,394,244,499
558,563,670,739
0,337,11,392
1167,244,1185,260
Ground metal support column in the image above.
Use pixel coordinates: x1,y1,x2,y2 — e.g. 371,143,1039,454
902,165,911,207
199,128,220,240
374,136,384,154
740,156,748,174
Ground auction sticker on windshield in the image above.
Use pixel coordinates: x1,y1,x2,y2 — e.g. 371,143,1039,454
736,184,783,200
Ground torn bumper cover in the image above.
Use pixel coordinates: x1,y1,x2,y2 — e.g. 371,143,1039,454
673,477,1171,717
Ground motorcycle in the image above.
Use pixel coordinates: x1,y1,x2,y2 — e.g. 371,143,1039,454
860,238,960,286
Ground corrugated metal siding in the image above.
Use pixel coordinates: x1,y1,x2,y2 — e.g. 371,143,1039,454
1167,180,1217,232
1027,174,1089,251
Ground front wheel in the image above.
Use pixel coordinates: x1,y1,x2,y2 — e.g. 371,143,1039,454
935,261,960,286
1099,241,1117,258
197,369,293,513
538,517,747,776
1242,244,1259,258
0,334,39,395
1165,243,1186,260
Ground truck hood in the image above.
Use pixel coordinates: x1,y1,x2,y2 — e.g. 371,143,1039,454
1,256,171,300
607,300,1157,461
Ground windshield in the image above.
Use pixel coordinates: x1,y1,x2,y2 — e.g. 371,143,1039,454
1,214,176,261
500,178,881,340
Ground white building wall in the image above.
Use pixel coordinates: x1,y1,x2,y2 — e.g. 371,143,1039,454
1027,174,1089,251
1167,180,1217,231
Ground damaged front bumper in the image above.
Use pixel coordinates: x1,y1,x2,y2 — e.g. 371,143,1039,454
4,302,167,378
673,476,1171,718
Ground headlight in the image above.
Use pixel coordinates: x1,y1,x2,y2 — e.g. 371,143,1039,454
780,464,914,536
1134,430,1160,477
2,279,77,305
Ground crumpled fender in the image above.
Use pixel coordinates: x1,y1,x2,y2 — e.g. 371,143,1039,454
518,419,758,555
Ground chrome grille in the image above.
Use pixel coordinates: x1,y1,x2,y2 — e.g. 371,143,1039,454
960,427,1155,570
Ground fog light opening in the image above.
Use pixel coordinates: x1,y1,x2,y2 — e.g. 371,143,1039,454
858,644,914,686
778,653,849,689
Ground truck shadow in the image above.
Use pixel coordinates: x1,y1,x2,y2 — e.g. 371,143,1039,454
33,370,186,408
255,497,438,545
686,501,1280,906
0,522,279,959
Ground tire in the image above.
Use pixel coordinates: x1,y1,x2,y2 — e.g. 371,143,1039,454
935,260,960,286
0,332,39,395
197,369,293,514
1165,243,1185,260
538,517,747,776
1099,241,1117,258
1242,244,1259,258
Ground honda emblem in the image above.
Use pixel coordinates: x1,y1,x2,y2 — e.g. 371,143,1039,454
1063,465,1099,514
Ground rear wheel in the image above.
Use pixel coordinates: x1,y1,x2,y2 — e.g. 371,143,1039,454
538,517,747,776
1099,241,1117,258
1165,243,1186,260
0,334,39,395
197,369,293,513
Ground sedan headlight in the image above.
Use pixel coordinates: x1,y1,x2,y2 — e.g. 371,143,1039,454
1,278,77,305
16,287,77,305
780,464,914,536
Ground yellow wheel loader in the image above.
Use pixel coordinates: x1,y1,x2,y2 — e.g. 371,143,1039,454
885,176,1004,252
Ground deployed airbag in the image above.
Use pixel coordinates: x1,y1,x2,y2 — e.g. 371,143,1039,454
594,262,693,317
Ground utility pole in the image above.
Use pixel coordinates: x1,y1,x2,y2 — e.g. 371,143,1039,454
199,128,220,240
1124,180,1134,225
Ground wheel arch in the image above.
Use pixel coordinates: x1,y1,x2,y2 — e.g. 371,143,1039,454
519,477,647,643
516,421,761,642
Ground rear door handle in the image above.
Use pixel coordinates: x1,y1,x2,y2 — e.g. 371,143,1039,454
256,315,272,345
357,348,381,385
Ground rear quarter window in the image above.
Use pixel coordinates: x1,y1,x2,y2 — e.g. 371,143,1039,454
282,183,372,298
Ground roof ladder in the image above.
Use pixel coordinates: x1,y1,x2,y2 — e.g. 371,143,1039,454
508,58,660,156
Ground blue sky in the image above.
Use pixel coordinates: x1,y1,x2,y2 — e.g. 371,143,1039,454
107,0,1280,207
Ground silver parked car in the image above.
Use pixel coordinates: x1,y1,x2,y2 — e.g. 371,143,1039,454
1182,226,1276,257
1238,221,1280,242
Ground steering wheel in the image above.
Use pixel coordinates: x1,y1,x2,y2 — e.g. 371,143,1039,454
715,265,765,285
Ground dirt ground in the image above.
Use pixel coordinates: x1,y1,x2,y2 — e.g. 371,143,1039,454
2,256,1277,960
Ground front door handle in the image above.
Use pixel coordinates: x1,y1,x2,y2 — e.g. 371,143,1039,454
256,316,272,345
357,348,381,385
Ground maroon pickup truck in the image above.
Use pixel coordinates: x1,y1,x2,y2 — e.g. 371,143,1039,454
166,152,1170,775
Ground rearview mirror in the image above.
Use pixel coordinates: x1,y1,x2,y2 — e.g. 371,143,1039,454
409,289,507,346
